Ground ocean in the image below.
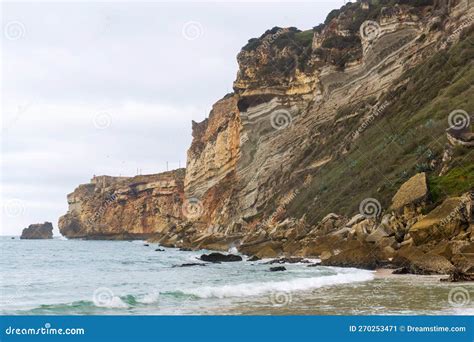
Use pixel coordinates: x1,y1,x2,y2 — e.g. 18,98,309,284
1,237,472,315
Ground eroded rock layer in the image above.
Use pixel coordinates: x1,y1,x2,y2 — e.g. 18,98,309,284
59,171,185,239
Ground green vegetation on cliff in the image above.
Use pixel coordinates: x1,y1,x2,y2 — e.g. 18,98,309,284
288,30,474,225
429,164,474,204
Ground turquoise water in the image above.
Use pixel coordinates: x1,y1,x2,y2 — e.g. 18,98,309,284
0,237,472,315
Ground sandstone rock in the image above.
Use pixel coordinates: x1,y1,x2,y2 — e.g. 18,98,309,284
390,172,428,212
239,241,282,258
351,219,376,241
20,222,53,239
346,214,366,227
451,254,474,274
393,246,455,275
382,246,397,259
321,240,385,270
409,197,469,245
330,227,351,239
199,253,242,262
320,251,332,261
318,213,343,234
365,225,391,243
59,170,185,239
379,236,398,249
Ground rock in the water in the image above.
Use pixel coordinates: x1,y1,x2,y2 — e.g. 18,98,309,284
20,222,53,239
390,172,428,211
307,262,322,267
173,263,207,268
265,257,308,264
155,248,165,252
199,252,242,262
179,247,192,251
144,244,149,247
269,266,286,272
247,255,261,261
440,270,474,282
392,267,410,274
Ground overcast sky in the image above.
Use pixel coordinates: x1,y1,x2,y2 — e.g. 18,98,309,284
1,0,342,236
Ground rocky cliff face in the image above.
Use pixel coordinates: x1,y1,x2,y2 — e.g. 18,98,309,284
59,170,185,239
185,0,473,230
59,0,473,275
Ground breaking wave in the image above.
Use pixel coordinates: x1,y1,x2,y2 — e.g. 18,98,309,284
176,269,374,299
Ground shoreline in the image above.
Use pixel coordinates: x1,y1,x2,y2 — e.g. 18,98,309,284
5,236,467,283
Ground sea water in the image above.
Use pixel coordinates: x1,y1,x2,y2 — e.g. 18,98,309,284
1,237,472,315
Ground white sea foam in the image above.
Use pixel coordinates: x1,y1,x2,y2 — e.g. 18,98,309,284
444,307,474,315
228,246,239,254
180,270,374,299
138,292,160,304
105,296,128,308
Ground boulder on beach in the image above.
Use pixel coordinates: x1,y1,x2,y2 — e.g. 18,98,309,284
389,172,428,212
20,222,53,239
409,197,468,245
199,252,242,262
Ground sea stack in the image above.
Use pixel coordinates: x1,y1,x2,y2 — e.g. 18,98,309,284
20,222,54,239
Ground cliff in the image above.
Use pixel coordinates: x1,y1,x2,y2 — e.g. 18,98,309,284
59,170,185,239
59,0,473,275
